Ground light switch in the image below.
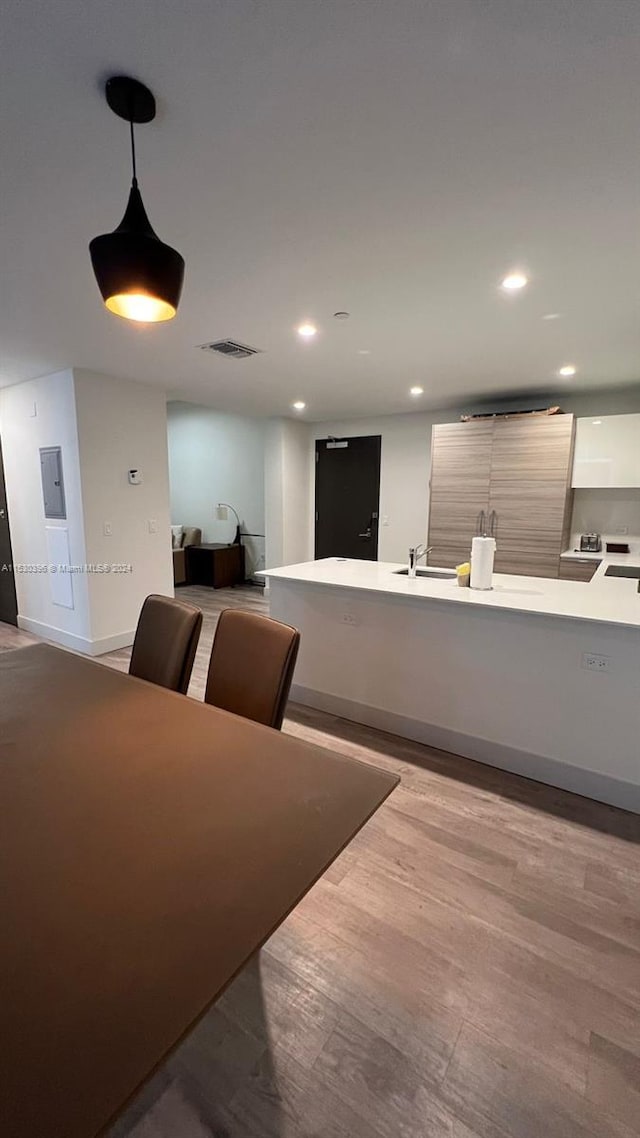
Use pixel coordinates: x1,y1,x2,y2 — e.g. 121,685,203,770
103,522,113,537
148,518,158,534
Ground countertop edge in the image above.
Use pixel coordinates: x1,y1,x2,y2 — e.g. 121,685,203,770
260,563,640,631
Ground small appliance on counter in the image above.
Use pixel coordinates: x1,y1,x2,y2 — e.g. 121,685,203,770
606,541,630,554
579,533,602,553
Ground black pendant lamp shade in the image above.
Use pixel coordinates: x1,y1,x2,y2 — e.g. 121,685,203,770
89,76,184,323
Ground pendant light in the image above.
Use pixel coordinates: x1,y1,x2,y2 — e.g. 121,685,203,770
89,76,184,323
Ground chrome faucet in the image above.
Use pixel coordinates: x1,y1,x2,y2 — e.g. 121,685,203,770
408,544,432,577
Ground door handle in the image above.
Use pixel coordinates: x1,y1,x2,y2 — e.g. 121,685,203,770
358,528,372,539
0,508,5,519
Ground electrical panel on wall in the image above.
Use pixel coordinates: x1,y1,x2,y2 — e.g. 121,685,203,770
40,447,66,520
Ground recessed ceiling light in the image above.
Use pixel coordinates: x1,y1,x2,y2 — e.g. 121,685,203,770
410,386,424,397
357,349,371,355
333,311,350,320
292,400,306,411
542,312,561,321
297,323,317,339
558,364,577,378
500,272,529,292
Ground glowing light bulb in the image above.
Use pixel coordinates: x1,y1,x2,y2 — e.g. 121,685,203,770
500,272,528,292
105,292,176,323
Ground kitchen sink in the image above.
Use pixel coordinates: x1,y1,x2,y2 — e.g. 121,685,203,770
604,565,640,579
394,567,457,579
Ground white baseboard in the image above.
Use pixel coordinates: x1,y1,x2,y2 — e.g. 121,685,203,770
17,616,93,654
290,683,640,815
88,630,136,655
17,616,134,657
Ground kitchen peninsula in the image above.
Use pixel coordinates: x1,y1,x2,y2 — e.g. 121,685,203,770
263,556,640,813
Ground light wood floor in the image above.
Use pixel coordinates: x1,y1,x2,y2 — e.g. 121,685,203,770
2,586,640,1138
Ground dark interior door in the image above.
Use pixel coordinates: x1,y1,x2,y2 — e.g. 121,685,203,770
0,439,17,625
315,435,381,560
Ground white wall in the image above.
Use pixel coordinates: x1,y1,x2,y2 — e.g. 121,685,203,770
0,369,92,650
571,489,640,540
312,409,461,562
0,368,173,653
167,402,266,575
264,418,312,569
74,370,173,648
264,421,285,571
311,387,640,564
281,419,313,564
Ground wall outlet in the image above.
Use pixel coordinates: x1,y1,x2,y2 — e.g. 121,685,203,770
615,526,628,535
341,613,358,626
103,521,113,537
148,518,158,534
581,652,611,674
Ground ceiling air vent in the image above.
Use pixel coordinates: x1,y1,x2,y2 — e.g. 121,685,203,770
199,339,262,360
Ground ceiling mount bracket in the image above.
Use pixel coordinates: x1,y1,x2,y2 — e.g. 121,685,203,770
105,76,156,124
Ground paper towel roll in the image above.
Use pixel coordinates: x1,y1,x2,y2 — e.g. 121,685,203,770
470,536,496,590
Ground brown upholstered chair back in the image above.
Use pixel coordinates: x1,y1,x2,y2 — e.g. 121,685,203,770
129,594,203,695
204,609,300,729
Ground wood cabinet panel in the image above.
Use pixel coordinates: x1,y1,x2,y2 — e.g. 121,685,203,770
427,519,483,566
559,558,601,582
493,551,561,578
427,421,492,566
430,421,494,488
428,415,575,581
428,492,488,539
428,543,468,569
490,416,575,480
489,480,570,539
489,419,574,578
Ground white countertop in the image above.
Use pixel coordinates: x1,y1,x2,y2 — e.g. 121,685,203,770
261,556,640,630
561,534,640,564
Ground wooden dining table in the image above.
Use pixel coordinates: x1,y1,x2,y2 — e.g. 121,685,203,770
0,643,398,1138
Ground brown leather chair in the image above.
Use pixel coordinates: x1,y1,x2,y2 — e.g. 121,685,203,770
129,594,203,695
204,609,300,729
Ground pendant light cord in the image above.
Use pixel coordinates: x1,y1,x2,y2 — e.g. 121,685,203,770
129,119,138,185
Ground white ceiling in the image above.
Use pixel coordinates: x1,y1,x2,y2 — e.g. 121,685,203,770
1,0,639,420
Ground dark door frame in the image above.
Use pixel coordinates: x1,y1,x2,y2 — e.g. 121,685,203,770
314,434,381,561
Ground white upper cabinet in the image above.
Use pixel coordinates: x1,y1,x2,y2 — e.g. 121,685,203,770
572,414,640,488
